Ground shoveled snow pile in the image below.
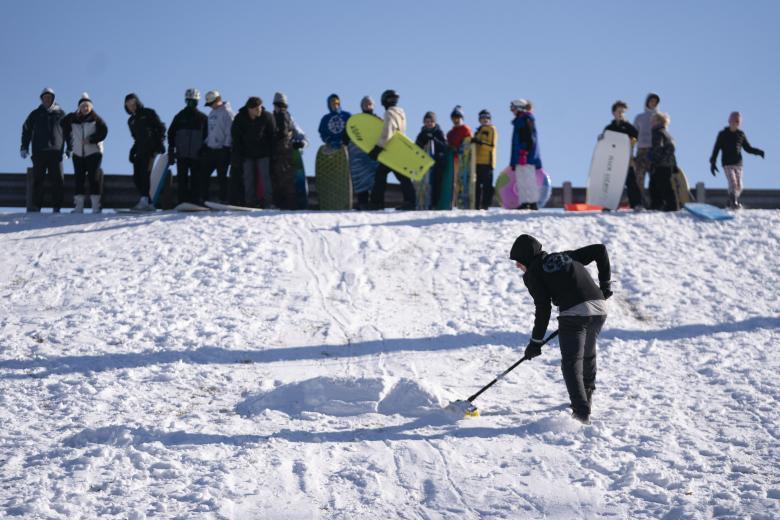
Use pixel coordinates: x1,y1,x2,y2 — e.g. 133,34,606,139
0,208,778,519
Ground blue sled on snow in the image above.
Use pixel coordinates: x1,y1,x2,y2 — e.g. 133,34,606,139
683,203,734,221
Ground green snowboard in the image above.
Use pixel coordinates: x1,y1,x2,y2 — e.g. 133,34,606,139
293,148,308,209
315,145,352,210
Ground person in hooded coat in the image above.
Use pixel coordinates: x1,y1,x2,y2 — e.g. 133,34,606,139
201,89,236,204
124,93,166,209
510,234,612,424
415,111,449,209
318,93,351,149
21,87,66,212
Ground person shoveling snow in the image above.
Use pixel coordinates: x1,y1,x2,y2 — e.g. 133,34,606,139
447,234,612,425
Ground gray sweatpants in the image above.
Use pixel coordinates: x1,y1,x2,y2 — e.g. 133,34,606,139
558,314,607,416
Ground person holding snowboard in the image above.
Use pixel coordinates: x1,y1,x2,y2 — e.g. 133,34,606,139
124,93,166,210
601,100,643,209
473,109,497,210
510,234,612,425
415,111,448,209
510,99,542,210
61,92,108,213
350,96,380,209
709,111,765,209
202,90,235,204
446,105,473,152
20,87,66,213
369,89,416,210
633,93,661,208
318,93,351,149
231,96,276,208
649,112,679,211
168,88,208,205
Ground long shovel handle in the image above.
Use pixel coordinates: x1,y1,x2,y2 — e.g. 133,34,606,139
466,329,559,404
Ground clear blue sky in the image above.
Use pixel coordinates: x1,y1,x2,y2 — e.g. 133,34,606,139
2,0,778,188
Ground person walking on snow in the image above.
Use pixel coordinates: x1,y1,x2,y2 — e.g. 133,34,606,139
318,93,351,149
124,93,166,210
601,100,643,209
510,99,542,210
168,89,208,205
633,93,661,208
369,89,416,210
61,93,108,213
510,234,612,425
473,109,497,210
415,111,448,210
201,90,235,204
709,112,765,209
20,87,66,213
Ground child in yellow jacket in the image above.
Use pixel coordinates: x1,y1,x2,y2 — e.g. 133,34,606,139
473,109,497,209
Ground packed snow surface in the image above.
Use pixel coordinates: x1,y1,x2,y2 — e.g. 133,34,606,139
1,208,778,519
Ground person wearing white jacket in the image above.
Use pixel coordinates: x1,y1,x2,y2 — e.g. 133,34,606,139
62,93,108,213
202,90,235,203
368,89,416,209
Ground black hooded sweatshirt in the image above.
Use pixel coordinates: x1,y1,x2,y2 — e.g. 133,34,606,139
415,124,449,160
125,93,166,157
510,235,611,341
231,106,276,159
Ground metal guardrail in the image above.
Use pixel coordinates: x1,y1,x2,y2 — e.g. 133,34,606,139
1,171,778,209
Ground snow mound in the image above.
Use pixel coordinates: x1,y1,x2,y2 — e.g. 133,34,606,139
65,426,135,448
237,377,444,418
525,413,583,434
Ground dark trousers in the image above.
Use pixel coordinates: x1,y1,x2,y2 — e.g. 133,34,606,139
558,314,607,416
30,151,64,211
429,161,445,210
371,163,416,208
625,165,642,208
132,154,154,199
176,158,200,204
649,166,679,211
272,143,297,210
73,154,103,196
475,164,494,210
201,147,231,202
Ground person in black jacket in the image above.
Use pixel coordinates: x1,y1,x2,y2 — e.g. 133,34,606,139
21,87,66,212
649,113,679,211
709,112,765,209
602,101,642,209
510,234,612,424
270,92,298,210
125,93,166,209
61,93,108,213
168,89,208,204
231,96,276,208
415,112,448,209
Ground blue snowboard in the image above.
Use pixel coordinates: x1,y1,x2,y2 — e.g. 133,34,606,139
684,203,734,221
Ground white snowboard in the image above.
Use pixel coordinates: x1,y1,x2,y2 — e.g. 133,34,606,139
204,201,261,212
150,153,169,206
586,130,631,210
514,164,539,204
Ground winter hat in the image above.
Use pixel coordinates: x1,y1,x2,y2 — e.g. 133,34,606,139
40,87,55,100
185,88,200,101
381,89,400,108
273,92,288,107
245,96,263,109
205,90,220,106
645,92,660,108
450,105,464,119
478,109,492,120
423,111,436,122
78,92,93,107
509,234,545,266
510,99,529,111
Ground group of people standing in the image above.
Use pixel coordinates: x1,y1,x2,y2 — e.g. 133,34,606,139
20,87,764,213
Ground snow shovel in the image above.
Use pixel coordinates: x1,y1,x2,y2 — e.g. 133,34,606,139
445,330,559,418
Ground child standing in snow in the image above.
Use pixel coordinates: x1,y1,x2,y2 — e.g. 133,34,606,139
510,99,542,210
649,112,679,211
472,109,497,209
415,111,448,210
602,100,642,209
446,105,473,153
709,112,765,209
510,234,612,425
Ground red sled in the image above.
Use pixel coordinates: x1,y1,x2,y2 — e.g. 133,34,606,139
564,203,604,212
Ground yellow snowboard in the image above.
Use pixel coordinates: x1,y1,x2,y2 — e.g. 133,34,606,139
347,114,434,182
672,167,694,204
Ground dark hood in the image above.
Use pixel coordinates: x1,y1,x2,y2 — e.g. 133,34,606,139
124,93,144,115
327,93,341,114
510,234,545,265
645,92,660,109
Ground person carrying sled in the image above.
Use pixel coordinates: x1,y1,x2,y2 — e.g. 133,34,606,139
368,89,416,210
350,96,380,209
510,234,612,424
124,93,166,210
472,109,497,209
709,111,765,209
61,92,108,213
601,100,642,209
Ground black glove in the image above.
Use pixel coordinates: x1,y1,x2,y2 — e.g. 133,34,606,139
292,141,304,150
168,153,176,166
710,163,718,176
524,340,542,360
600,280,613,300
128,146,136,164
757,149,765,159
368,145,382,160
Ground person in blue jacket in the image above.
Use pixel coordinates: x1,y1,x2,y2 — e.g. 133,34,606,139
318,94,351,148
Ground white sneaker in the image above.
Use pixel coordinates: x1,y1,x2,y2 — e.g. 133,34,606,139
72,195,85,214
133,196,151,210
91,195,102,214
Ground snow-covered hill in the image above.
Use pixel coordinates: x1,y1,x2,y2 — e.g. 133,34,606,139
1,208,778,519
